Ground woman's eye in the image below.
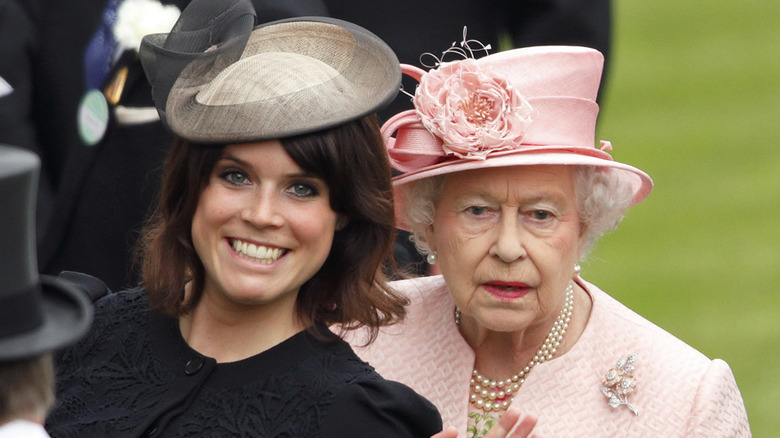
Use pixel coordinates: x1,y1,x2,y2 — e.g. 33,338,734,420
531,210,551,220
220,170,250,186
466,206,488,216
288,182,318,197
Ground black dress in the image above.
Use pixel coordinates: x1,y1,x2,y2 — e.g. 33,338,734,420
46,288,442,437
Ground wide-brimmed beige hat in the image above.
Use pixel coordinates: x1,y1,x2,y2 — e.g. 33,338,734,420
140,0,400,143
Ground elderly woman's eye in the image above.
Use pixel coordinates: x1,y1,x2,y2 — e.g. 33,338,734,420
466,206,488,215
532,210,551,220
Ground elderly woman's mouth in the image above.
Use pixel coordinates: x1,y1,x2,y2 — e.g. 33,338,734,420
230,238,286,264
482,281,531,300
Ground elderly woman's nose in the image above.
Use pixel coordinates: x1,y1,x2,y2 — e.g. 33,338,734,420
240,191,284,227
490,216,526,262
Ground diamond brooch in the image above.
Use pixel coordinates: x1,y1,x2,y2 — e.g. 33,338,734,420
601,353,639,415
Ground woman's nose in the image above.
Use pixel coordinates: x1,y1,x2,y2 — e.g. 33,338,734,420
489,215,526,263
240,190,284,228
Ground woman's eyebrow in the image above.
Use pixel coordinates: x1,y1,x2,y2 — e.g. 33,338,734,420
217,153,249,167
218,153,321,180
520,192,568,205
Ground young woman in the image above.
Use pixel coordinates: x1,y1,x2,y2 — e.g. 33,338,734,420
45,0,441,436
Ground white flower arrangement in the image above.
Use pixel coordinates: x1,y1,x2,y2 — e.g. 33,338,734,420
113,0,180,53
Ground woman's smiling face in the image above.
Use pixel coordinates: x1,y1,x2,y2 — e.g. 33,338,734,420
191,140,340,312
426,165,585,333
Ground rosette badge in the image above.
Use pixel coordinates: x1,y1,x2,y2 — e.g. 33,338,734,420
413,59,535,160
114,0,181,54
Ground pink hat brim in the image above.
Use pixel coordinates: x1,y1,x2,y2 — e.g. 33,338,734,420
393,147,653,231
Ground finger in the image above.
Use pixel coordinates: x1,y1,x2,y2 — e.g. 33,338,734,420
498,408,523,429
485,408,522,438
431,426,458,438
509,414,537,437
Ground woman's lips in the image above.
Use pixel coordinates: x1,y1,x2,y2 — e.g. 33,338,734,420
228,238,287,264
482,281,531,300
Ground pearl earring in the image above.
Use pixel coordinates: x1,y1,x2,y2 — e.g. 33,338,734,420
426,251,437,265
574,264,582,276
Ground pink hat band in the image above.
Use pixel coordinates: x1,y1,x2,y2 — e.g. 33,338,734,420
383,95,604,173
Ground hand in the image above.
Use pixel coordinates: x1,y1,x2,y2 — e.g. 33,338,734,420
484,408,537,438
430,408,538,438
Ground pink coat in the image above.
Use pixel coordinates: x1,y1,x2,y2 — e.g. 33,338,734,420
351,275,750,437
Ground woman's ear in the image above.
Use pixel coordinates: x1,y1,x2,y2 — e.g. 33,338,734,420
578,220,588,238
336,215,349,231
576,222,588,257
578,221,588,243
424,223,436,253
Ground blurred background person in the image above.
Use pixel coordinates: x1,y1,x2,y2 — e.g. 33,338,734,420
0,0,50,232
326,0,612,119
0,146,93,438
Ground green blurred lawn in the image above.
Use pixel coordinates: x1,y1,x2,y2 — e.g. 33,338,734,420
585,1,780,435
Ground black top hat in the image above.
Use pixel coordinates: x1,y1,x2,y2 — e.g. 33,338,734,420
0,145,93,360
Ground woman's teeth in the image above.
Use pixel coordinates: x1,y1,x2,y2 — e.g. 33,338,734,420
231,239,284,263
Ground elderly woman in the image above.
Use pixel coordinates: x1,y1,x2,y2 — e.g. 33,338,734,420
351,45,751,436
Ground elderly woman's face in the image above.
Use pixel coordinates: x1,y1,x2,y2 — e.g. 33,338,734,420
425,165,584,333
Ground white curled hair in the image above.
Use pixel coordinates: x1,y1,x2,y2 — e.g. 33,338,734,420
399,166,635,261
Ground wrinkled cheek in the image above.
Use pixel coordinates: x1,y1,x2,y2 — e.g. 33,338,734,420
547,234,581,263
438,260,475,309
438,238,464,266
437,234,481,291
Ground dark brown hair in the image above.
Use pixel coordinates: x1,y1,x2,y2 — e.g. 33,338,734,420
140,115,406,341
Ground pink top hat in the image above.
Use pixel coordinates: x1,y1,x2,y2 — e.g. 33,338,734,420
382,45,653,228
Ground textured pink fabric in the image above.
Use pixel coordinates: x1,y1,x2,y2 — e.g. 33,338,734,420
351,275,751,437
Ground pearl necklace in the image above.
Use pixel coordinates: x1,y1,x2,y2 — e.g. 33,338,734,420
458,282,574,412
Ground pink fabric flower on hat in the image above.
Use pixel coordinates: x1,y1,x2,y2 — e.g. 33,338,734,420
413,59,534,160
